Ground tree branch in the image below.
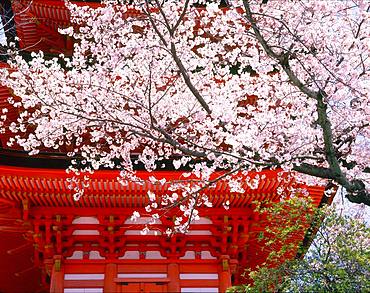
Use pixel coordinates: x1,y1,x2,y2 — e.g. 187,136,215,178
169,43,212,114
242,0,370,206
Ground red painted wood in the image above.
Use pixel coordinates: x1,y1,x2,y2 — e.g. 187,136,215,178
179,280,219,287
64,280,104,288
117,264,168,273
50,256,64,293
114,278,170,283
119,283,140,292
180,264,218,273
167,263,180,292
142,282,168,293
0,166,325,209
64,264,105,274
104,263,117,292
218,256,232,293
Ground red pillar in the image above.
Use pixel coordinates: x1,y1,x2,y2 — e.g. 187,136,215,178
218,255,232,293
50,255,64,293
168,262,180,292
104,263,117,293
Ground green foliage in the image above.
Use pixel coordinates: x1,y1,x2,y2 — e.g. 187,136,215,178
229,200,370,293
253,197,317,265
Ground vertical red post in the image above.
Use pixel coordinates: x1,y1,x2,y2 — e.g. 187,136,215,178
50,255,64,293
218,255,232,293
104,263,117,293
167,262,180,292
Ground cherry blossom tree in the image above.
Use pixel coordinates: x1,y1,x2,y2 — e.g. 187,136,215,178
0,0,369,228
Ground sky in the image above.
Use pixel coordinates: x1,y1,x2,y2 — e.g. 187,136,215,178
0,19,6,45
334,188,370,224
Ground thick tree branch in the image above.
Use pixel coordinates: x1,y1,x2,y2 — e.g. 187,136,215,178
293,163,335,180
143,1,212,114
243,1,317,99
171,0,190,35
169,43,212,114
242,0,370,206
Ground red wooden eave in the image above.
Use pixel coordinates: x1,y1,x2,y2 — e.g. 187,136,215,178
0,165,326,208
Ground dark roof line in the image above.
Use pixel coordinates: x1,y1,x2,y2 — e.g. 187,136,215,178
0,148,194,171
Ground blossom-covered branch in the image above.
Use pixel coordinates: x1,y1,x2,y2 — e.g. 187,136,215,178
0,0,369,225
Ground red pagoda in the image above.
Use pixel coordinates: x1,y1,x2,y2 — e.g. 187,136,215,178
0,1,331,292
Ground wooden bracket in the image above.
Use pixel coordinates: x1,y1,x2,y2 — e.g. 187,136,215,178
22,199,29,221
222,258,229,271
54,259,61,272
